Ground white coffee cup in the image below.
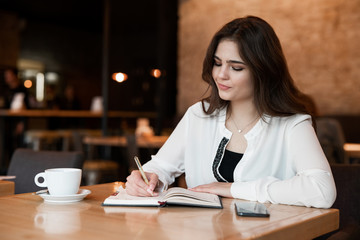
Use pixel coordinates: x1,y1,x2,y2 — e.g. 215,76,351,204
135,118,154,137
34,168,82,196
90,96,103,112
10,93,25,110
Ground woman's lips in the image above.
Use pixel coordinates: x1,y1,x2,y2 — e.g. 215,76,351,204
217,83,230,91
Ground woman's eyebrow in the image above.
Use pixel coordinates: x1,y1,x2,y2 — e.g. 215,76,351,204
214,55,245,65
214,55,221,60
227,60,246,65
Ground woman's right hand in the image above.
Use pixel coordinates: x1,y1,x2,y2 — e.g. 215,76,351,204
125,170,159,197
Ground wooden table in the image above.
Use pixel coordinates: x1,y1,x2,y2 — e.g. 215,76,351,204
0,182,339,240
83,135,169,149
0,180,14,196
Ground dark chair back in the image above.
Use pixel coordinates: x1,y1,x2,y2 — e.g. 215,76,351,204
7,148,84,194
327,164,360,239
316,117,348,164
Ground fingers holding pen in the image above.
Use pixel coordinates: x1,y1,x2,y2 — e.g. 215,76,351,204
126,170,149,196
126,170,159,197
146,172,159,196
130,170,148,188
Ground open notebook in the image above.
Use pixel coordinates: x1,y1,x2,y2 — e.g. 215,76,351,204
102,186,223,209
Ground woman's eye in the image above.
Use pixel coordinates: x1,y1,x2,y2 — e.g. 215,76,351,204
214,61,221,67
232,66,243,71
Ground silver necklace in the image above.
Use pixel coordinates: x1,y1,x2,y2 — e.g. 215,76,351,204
231,115,259,133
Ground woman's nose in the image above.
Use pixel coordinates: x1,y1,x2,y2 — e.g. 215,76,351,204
218,65,229,80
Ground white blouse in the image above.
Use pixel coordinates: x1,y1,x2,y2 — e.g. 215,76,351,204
143,102,336,208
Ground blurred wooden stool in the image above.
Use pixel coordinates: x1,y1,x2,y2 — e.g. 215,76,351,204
82,160,119,185
71,130,119,185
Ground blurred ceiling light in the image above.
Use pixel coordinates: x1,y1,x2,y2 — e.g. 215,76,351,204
112,72,128,83
45,72,59,84
36,73,45,102
24,80,32,88
150,69,161,78
22,69,39,78
17,59,44,72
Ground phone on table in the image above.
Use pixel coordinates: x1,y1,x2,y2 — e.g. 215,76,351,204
235,202,270,217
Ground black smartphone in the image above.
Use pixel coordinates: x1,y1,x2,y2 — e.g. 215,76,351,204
235,202,270,217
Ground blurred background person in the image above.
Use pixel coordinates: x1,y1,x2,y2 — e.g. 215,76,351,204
48,84,81,129
44,84,61,110
2,68,30,170
3,68,30,109
60,84,81,110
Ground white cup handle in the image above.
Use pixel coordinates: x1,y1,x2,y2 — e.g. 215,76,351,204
34,172,47,187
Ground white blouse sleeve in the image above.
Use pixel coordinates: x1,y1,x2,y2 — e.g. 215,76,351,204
231,118,337,208
142,110,189,190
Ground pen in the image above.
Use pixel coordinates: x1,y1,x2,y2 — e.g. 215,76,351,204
133,156,149,185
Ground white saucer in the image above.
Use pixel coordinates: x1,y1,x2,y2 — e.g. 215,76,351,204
37,189,91,203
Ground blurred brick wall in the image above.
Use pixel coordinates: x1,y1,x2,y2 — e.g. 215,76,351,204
177,0,360,116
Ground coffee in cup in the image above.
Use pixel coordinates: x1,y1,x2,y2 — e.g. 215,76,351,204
34,168,82,196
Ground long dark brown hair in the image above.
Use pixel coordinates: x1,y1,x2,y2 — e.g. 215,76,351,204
201,16,316,119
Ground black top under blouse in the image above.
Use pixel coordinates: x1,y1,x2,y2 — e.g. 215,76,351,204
218,149,243,182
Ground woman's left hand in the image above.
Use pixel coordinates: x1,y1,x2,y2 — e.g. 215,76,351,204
189,182,232,198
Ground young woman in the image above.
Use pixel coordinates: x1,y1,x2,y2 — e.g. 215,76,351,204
126,16,336,208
